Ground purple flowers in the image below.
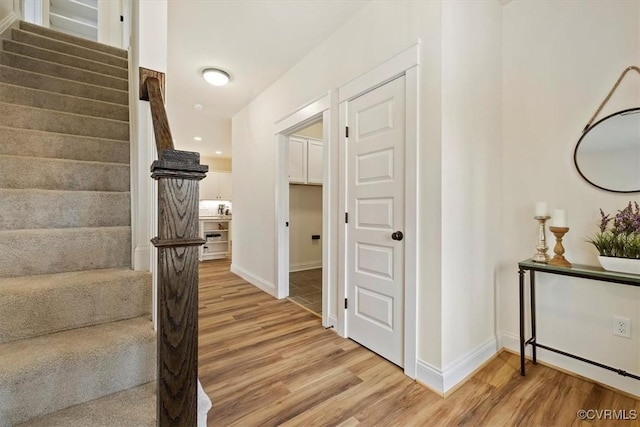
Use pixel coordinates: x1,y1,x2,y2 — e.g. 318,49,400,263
589,202,640,259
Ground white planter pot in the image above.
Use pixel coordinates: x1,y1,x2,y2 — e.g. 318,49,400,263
597,256,640,275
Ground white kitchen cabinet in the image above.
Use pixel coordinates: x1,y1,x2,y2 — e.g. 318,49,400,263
288,137,306,184
306,139,323,184
289,136,322,185
199,218,231,260
200,171,232,200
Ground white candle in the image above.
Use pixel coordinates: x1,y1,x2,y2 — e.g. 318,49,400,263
552,209,567,227
535,201,548,217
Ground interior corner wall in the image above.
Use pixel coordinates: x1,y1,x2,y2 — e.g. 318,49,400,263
499,0,640,396
440,0,502,372
231,0,444,368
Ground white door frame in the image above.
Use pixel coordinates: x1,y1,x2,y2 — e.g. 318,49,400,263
275,92,333,328
338,42,420,378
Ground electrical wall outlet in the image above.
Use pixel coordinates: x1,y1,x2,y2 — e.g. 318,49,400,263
613,316,631,338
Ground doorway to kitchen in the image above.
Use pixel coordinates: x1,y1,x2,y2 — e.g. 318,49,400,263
288,120,324,316
274,92,332,328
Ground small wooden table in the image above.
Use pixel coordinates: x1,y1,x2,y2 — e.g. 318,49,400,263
518,258,640,380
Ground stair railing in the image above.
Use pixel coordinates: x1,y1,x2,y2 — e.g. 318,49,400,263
140,67,208,427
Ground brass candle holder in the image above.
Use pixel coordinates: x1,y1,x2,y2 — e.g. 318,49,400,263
532,216,551,263
548,226,571,268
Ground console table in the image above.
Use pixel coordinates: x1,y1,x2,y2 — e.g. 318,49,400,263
518,258,640,381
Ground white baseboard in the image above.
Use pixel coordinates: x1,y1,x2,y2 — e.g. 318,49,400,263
230,263,276,297
289,260,322,272
133,245,150,271
0,12,18,36
416,360,445,396
327,314,337,328
417,336,498,396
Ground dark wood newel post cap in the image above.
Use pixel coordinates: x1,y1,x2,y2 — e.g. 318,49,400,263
151,150,209,181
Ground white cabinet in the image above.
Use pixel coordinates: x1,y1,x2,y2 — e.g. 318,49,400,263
289,136,322,185
288,137,306,184
199,219,231,260
307,139,323,184
200,171,232,200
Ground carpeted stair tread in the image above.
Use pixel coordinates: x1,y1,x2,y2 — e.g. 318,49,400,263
11,29,127,69
0,81,128,120
0,189,130,230
0,102,129,140
0,227,131,277
0,51,128,91
0,126,129,163
3,39,128,79
16,382,156,427
19,21,128,59
0,64,128,105
0,268,151,343
0,317,155,427
0,154,129,192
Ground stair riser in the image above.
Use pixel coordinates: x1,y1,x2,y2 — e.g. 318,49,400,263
0,275,151,344
11,29,128,69
0,65,128,105
20,21,128,59
3,40,128,79
0,155,129,192
0,321,155,426
0,82,129,121
0,190,131,230
0,103,129,140
0,227,132,277
0,52,128,91
0,127,129,164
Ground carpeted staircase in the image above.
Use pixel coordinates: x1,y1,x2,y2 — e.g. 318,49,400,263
0,21,156,426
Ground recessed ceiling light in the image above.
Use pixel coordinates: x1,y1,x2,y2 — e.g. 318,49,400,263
194,137,202,141
202,68,230,86
215,151,222,155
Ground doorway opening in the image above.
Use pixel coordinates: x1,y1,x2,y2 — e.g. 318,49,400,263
287,120,324,316
274,92,332,327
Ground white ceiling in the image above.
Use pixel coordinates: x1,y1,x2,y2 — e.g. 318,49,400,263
166,0,369,158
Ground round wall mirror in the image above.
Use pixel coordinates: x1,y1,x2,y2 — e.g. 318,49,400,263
574,108,640,193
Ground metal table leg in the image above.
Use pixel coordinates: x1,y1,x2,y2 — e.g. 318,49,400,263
530,270,537,365
519,268,525,375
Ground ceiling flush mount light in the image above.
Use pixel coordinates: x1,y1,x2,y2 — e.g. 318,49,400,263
202,68,230,86
194,137,202,141
215,151,222,155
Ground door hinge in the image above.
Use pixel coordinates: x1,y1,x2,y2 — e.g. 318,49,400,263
344,298,348,309
286,221,289,227
345,212,349,223
120,15,124,22
345,126,349,138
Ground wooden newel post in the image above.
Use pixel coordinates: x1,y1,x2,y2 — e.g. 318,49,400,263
151,149,208,426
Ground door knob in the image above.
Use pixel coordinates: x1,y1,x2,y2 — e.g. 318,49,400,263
391,231,404,241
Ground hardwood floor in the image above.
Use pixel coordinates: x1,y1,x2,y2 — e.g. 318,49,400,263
198,259,639,426
289,268,322,315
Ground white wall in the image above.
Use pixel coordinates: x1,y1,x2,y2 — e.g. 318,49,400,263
499,0,640,396
232,0,445,368
440,0,502,370
289,184,322,271
0,0,20,34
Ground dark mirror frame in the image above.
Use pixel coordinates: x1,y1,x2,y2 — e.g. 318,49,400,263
573,107,640,194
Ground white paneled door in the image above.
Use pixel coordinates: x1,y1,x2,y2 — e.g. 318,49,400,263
347,76,405,367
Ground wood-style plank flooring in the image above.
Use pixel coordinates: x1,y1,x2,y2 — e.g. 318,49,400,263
198,259,639,426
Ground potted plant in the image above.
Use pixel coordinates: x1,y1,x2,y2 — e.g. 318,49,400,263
588,202,640,274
